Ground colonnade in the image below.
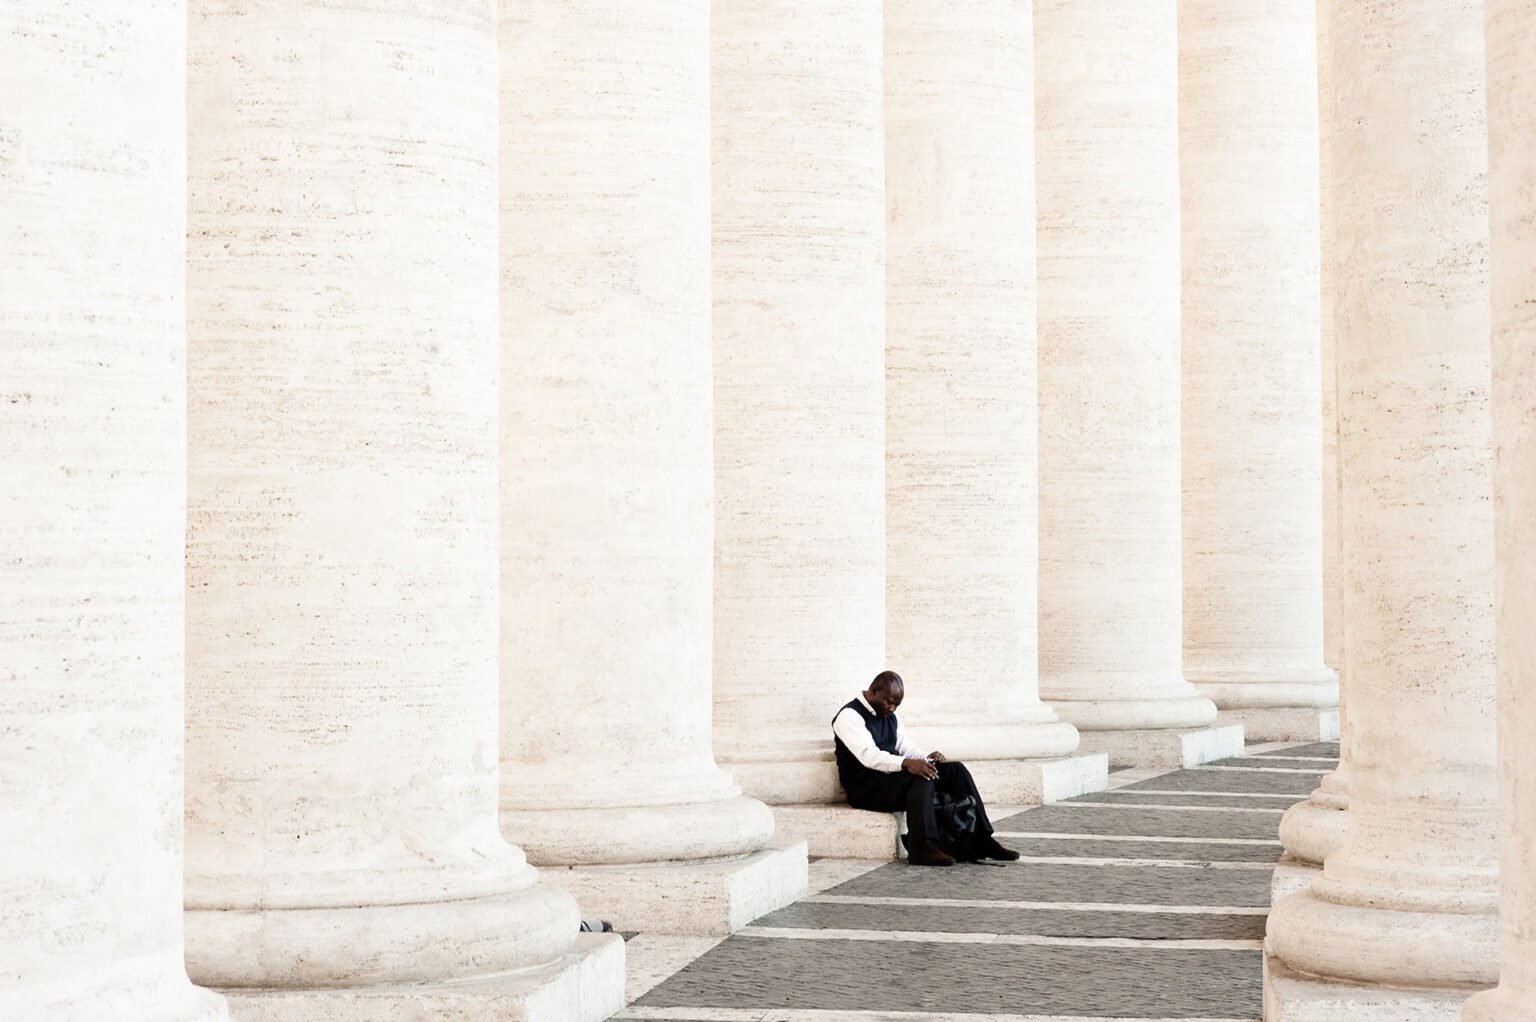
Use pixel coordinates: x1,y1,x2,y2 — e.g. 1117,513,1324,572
8,1,1536,1021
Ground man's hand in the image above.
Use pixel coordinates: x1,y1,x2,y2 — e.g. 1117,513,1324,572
927,752,947,764
903,757,939,780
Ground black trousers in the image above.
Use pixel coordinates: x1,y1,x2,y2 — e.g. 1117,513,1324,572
842,760,995,847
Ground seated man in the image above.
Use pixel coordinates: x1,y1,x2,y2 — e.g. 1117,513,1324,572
832,670,1020,867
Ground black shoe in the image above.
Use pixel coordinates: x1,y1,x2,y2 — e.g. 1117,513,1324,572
908,839,955,867
978,836,1020,861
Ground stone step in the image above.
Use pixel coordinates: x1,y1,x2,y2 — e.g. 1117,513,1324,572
1075,724,1246,770
1220,707,1341,743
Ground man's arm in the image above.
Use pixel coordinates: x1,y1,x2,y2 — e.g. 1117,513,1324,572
832,708,907,773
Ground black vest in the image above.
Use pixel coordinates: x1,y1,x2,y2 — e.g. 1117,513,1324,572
832,697,900,790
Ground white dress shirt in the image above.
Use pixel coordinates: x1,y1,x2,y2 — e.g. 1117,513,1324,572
831,693,929,773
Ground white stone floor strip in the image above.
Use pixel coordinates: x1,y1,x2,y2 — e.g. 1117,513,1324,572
615,1008,1258,1022
996,830,1282,846
1048,800,1286,814
807,857,885,894
1104,767,1170,788
616,1008,1257,1022
804,894,1270,915
623,934,729,1003
1113,789,1310,800
1193,765,1327,774
735,926,1263,950
1243,741,1302,755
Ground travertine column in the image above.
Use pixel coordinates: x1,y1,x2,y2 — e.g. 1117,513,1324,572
185,4,621,1016
1266,0,1498,1011
1,5,225,1019
499,0,802,933
1035,0,1232,768
883,0,1097,803
712,0,887,804
1466,3,1536,1016
1276,0,1351,890
1179,0,1338,743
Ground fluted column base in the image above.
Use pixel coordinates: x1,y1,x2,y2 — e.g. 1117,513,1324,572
1279,794,1350,866
1192,667,1340,741
1264,948,1479,1022
1072,724,1244,770
213,934,624,1022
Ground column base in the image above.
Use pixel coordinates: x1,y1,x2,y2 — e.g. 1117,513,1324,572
1264,948,1478,1022
1463,986,1536,1021
1073,724,1244,769
539,842,807,935
771,805,905,859
1278,797,1349,865
1271,854,1321,902
216,933,625,1022
1218,706,1339,742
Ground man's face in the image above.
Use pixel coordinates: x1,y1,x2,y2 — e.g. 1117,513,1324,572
870,685,903,717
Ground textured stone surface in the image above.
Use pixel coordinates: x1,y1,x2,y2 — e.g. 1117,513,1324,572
1121,768,1322,796
1470,6,1536,1015
771,806,905,861
1076,790,1305,809
0,5,226,1018
1265,952,1469,1022
711,0,886,789
1265,0,1499,994
828,860,1273,907
639,937,1260,1017
184,0,584,994
1074,724,1245,770
756,901,1268,940
1000,804,1290,841
1262,742,1340,759
1220,706,1340,743
1318,0,1344,677
883,0,1078,766
1179,0,1335,722
992,837,1280,864
498,0,773,874
1034,0,1216,736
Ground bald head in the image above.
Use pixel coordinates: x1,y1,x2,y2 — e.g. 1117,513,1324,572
866,670,904,717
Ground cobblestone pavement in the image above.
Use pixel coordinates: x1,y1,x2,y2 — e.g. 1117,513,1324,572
617,740,1338,1022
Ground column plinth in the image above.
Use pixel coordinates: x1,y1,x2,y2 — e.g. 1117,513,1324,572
1263,0,1498,1010
184,4,622,1017
498,0,804,933
2,6,227,1018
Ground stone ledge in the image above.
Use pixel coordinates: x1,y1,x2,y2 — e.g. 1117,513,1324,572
1264,949,1476,1022
967,752,1110,803
1220,707,1340,743
772,805,905,860
1074,724,1245,769
1271,856,1320,903
539,842,807,935
217,933,624,1022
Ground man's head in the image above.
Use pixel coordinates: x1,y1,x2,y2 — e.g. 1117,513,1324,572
866,670,904,717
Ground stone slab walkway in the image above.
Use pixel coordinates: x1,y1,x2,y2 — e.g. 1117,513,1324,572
617,740,1339,1022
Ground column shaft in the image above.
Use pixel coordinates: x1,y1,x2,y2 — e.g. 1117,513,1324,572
185,0,588,1001
498,0,773,865
1,4,225,1018
1267,0,1498,995
1466,2,1536,1015
711,0,887,803
883,0,1080,770
1178,0,1337,740
1035,0,1222,757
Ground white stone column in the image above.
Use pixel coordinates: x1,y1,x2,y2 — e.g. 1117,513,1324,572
1035,0,1236,769
1178,0,1338,743
1265,1,1498,1015
183,4,623,1018
0,5,226,1019
1466,3,1536,1016
499,0,804,933
711,0,887,808
883,0,1102,805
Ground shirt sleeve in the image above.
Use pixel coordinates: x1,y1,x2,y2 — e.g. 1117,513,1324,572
832,707,907,773
894,717,928,761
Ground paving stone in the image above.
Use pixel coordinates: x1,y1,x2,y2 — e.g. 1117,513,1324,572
637,935,1261,1018
755,900,1268,940
1256,742,1339,758
825,859,1273,906
1119,766,1324,795
997,803,1286,840
1209,756,1338,770
1070,789,1304,808
1001,836,1280,863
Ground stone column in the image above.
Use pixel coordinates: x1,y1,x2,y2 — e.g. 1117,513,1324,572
0,5,226,1019
883,0,1102,805
184,4,623,1018
1035,0,1236,769
711,0,887,809
1178,0,1338,743
1265,1,1498,1016
1275,0,1352,901
499,0,805,934
1466,3,1536,1016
